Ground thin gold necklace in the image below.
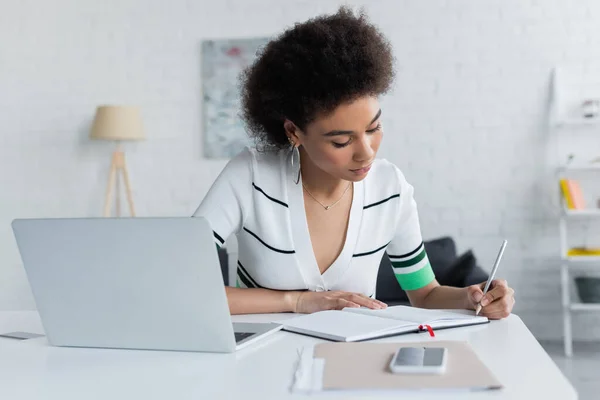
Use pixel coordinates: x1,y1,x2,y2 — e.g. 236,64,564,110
302,181,352,210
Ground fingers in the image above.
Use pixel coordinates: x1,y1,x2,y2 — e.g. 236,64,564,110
467,285,484,305
346,293,387,309
330,291,387,310
470,280,508,306
480,280,508,307
298,291,388,313
480,287,515,320
491,279,508,289
333,298,360,310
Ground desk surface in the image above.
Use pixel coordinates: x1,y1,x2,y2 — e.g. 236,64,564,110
0,311,577,400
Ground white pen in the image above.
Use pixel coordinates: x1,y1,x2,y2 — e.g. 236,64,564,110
475,240,508,316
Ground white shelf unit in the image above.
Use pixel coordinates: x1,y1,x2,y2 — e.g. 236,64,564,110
552,65,600,358
570,303,600,311
551,65,600,131
557,182,600,358
563,209,600,218
566,255,600,262
555,118,600,127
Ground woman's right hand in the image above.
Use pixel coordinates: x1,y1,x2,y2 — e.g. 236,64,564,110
291,290,387,314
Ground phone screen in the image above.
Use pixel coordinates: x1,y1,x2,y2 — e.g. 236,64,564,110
394,347,446,367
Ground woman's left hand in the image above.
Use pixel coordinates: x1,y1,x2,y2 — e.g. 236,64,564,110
466,279,515,319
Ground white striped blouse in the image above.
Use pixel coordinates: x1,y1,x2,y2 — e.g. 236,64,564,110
193,146,435,296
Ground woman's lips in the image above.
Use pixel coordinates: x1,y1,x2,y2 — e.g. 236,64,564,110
350,163,372,175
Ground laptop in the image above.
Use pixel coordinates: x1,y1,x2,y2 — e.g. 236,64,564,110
11,216,282,353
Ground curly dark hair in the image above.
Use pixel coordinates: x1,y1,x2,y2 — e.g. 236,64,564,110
240,6,395,151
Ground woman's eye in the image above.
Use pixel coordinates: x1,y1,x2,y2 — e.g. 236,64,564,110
366,123,382,134
331,124,381,148
332,140,351,148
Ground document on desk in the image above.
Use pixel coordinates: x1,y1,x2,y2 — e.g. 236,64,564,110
291,341,503,393
282,305,489,342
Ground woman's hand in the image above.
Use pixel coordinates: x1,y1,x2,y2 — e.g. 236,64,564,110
291,290,387,314
466,279,515,319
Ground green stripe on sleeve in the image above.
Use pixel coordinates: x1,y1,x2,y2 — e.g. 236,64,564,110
394,263,435,291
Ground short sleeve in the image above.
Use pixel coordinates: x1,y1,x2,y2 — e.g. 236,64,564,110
192,148,252,248
385,167,435,291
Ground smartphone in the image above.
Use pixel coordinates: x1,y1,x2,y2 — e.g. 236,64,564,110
389,346,447,374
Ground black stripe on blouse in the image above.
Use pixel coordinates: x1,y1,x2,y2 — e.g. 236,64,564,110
252,182,288,208
363,194,400,210
243,227,296,254
353,241,391,258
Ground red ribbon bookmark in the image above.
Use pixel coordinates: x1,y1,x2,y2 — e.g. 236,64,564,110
419,324,435,337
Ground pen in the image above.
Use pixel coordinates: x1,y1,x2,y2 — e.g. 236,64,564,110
475,240,508,316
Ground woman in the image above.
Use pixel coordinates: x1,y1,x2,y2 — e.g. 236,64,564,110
194,7,515,318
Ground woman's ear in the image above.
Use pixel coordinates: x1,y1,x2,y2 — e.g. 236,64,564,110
284,119,302,145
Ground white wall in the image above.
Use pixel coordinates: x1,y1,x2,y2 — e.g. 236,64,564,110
1,0,599,340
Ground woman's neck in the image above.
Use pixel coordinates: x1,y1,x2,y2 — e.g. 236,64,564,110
299,148,350,198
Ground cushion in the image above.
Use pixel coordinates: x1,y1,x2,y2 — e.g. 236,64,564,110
423,236,458,279
438,250,477,287
439,249,489,287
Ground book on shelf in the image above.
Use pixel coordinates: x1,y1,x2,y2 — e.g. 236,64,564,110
568,248,600,257
559,179,585,210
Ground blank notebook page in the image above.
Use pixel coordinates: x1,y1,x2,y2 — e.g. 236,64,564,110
283,310,415,339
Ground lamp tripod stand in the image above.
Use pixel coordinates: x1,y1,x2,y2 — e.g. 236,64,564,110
103,143,135,217
90,105,144,217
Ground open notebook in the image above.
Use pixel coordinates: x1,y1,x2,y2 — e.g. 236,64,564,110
282,305,489,342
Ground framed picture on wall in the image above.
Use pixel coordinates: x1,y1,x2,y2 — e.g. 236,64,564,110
201,37,270,158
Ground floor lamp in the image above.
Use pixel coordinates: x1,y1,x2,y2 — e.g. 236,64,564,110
90,105,145,217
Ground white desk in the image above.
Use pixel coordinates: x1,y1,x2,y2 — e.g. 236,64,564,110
0,311,576,399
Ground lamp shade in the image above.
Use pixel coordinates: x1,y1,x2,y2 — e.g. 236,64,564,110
90,105,145,141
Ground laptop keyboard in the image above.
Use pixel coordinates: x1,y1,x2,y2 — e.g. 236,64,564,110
234,332,254,342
